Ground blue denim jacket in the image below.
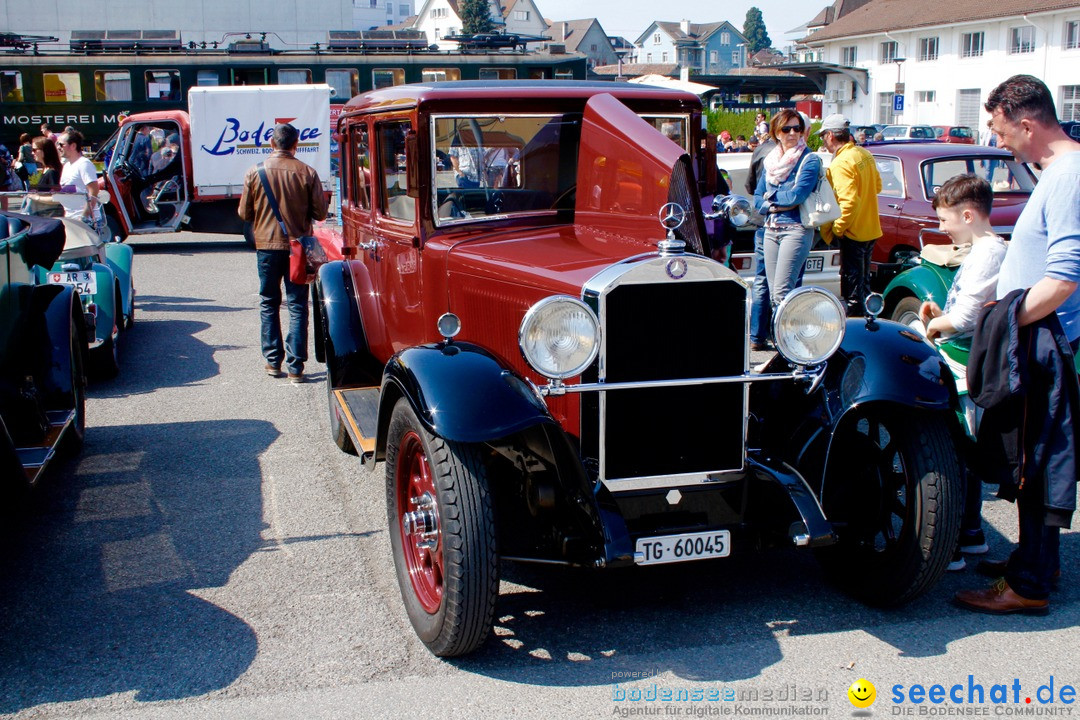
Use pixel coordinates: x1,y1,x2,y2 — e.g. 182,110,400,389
753,148,821,226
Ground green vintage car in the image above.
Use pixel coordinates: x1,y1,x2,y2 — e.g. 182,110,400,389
0,211,87,489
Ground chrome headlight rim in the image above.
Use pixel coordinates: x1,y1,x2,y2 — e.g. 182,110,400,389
518,295,601,380
772,287,846,367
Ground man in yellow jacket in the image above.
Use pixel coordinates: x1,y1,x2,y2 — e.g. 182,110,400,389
818,114,883,316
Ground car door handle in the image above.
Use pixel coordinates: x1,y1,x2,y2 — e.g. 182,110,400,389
887,203,902,210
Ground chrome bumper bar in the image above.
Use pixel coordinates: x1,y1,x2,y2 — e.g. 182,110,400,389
538,364,825,397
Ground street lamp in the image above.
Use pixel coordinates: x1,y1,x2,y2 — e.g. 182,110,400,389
892,57,906,121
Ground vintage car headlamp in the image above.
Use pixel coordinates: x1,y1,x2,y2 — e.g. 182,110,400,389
709,194,753,227
519,296,600,379
773,287,846,367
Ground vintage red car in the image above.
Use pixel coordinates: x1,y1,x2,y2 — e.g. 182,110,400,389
313,81,963,657
867,142,1035,267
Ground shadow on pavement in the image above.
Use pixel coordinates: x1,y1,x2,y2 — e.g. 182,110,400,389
0,419,278,712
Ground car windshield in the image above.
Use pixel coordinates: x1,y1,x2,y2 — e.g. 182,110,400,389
431,112,690,227
922,156,1036,196
950,126,973,139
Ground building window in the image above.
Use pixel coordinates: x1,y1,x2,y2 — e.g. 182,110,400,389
646,53,652,62
94,70,131,101
880,40,898,63
1062,85,1080,122
369,0,377,6
421,68,460,82
961,32,984,58
732,50,740,64
721,32,730,44
1066,20,1080,50
196,70,219,86
918,36,938,61
710,50,718,63
1009,26,1035,54
432,7,446,18
877,92,896,124
144,70,181,101
386,2,393,14
372,68,405,89
326,69,359,99
279,69,312,84
653,33,661,45
514,10,529,20
841,46,857,65
661,52,668,62
917,90,936,103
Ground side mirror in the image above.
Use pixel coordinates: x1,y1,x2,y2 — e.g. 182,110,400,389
707,194,752,227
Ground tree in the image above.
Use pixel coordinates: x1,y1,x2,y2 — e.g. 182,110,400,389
460,0,494,35
743,7,771,55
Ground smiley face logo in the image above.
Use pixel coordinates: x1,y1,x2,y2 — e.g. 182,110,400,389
848,678,876,708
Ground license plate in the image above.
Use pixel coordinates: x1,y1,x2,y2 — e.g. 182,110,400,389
804,255,824,273
48,271,97,295
634,530,731,566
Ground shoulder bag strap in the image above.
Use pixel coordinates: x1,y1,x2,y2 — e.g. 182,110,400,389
256,163,291,238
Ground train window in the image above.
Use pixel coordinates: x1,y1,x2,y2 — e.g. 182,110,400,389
230,68,267,86
145,70,182,101
326,69,358,100
1,71,23,102
554,69,574,80
196,70,220,86
378,121,414,222
43,72,83,102
94,71,132,101
279,69,312,84
421,68,461,83
349,123,371,211
478,69,517,80
372,69,405,90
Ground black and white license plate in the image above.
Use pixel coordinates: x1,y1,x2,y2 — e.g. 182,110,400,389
48,270,97,295
804,255,824,273
634,530,731,566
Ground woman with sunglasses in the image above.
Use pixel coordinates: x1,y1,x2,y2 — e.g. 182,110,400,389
752,109,821,309
31,135,62,189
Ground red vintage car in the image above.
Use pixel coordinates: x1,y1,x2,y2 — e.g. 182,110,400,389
868,142,1034,267
313,81,963,657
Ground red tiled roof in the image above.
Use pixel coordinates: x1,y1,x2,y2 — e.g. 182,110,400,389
805,0,1080,42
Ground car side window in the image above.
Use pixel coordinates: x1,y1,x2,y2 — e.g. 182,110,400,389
875,157,904,198
377,120,414,223
349,123,370,211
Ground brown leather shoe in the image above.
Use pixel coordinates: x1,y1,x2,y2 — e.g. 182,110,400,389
288,372,306,384
265,363,283,378
954,579,1049,615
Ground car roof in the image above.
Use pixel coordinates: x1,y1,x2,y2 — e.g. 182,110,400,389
340,80,702,114
867,142,1013,160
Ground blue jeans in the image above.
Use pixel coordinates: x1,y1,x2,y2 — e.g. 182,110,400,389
763,224,814,308
750,227,771,344
257,250,308,375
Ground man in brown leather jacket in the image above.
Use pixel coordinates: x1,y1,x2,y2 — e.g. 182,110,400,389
238,123,328,383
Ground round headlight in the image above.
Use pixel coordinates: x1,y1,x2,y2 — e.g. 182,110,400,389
519,296,600,380
773,287,846,366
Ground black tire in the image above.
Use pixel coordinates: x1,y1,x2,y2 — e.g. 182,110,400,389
817,408,961,606
106,213,126,242
385,398,497,657
891,296,922,329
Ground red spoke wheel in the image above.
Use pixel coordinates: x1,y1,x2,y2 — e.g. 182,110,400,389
385,398,497,657
817,409,961,606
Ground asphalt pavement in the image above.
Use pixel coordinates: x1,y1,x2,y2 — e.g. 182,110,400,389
1,232,1078,719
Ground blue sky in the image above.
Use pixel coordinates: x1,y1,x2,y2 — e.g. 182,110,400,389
534,0,820,49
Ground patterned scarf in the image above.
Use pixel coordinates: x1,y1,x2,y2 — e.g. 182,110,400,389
763,140,807,186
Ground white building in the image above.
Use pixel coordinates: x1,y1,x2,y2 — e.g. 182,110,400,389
801,0,1080,128
1,0,414,48
412,0,547,50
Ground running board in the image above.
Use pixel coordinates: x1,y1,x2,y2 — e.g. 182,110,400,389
17,409,77,486
333,387,379,463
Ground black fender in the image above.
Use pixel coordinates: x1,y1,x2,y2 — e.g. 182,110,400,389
38,283,82,406
314,260,378,386
373,342,555,462
755,317,958,489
